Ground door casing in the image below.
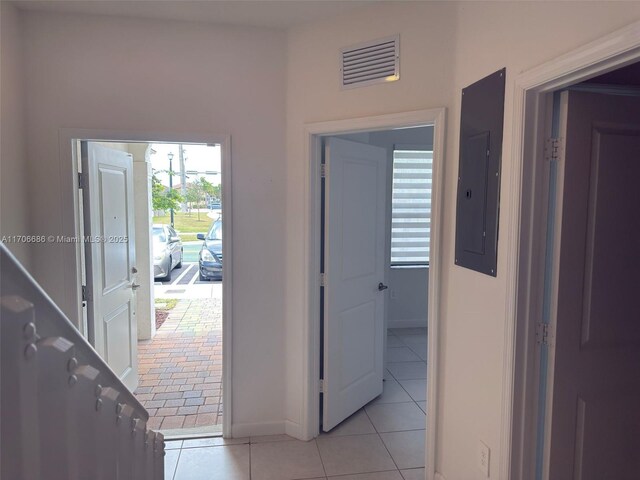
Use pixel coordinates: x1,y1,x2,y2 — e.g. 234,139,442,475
59,129,233,438
506,20,640,480
302,108,446,480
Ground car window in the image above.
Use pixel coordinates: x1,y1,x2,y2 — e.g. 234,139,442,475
152,227,166,242
206,221,222,240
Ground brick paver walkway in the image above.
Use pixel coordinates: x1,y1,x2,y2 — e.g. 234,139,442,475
135,298,223,431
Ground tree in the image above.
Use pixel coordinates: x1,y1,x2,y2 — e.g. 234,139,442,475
185,178,216,220
199,178,216,199
151,173,183,214
210,184,221,202
184,184,200,215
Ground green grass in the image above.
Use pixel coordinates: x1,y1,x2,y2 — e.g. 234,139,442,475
154,298,178,310
153,212,214,242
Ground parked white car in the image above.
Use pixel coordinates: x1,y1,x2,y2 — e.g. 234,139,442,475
152,224,183,281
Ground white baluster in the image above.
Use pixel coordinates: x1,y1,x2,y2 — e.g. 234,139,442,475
0,295,40,480
144,430,156,479
71,364,100,478
96,387,120,480
154,432,165,479
132,416,147,479
37,336,78,480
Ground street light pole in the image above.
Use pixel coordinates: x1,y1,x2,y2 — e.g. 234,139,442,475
168,152,174,226
179,145,187,212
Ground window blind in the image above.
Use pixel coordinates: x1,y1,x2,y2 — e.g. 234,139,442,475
391,149,432,266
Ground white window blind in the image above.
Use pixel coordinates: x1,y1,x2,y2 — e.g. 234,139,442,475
391,149,432,266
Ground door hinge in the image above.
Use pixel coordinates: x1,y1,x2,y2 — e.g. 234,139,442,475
81,285,87,302
321,164,327,178
78,172,86,189
320,273,325,287
545,137,563,162
319,379,324,393
536,322,554,347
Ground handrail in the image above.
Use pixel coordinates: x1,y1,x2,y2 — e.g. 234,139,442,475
0,242,147,415
1,242,163,479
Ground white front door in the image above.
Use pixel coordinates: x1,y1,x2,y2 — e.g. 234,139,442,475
82,142,139,392
547,91,640,479
323,137,387,431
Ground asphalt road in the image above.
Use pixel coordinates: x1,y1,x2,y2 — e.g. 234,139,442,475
154,262,222,286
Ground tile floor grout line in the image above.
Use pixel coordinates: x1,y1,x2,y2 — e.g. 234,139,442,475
313,437,329,479
361,406,401,474
171,445,183,480
378,434,402,474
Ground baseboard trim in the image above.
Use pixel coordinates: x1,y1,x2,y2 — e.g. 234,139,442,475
388,318,428,329
284,419,304,440
231,421,285,438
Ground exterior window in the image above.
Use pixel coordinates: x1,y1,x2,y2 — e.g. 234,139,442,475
391,149,432,266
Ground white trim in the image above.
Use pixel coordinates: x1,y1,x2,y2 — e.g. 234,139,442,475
220,137,233,439
503,20,640,480
302,108,446,480
58,128,233,439
284,420,303,439
387,319,428,329
232,421,285,439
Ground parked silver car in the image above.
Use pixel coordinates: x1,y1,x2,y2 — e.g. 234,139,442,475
152,224,183,281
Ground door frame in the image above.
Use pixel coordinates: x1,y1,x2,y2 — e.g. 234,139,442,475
504,21,640,479
302,108,446,480
58,128,233,438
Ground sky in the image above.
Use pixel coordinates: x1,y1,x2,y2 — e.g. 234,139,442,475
150,143,221,188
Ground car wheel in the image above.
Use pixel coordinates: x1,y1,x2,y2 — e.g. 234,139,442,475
176,249,183,269
163,257,172,282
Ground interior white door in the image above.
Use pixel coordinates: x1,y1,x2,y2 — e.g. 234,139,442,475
82,142,139,392
323,137,387,431
547,91,640,479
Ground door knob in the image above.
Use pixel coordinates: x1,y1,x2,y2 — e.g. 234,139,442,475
378,282,389,291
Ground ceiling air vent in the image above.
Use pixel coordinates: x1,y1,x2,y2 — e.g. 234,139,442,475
341,35,399,89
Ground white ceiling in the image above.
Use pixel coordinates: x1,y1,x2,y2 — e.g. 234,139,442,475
12,0,383,30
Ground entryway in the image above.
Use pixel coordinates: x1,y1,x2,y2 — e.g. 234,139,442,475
508,32,640,478
70,133,232,438
301,109,445,478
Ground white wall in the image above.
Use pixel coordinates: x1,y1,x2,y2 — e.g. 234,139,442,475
387,267,428,328
1,3,30,267
20,11,287,435
284,2,640,478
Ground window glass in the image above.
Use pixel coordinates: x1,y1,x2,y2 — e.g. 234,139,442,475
391,149,432,266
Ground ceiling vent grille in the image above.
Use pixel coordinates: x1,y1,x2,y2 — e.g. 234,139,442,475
341,35,400,89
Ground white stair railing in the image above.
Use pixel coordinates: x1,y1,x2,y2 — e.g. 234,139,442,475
1,243,164,480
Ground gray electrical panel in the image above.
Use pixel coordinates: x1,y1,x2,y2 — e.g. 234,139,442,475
455,68,505,277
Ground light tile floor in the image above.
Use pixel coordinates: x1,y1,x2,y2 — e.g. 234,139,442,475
164,328,427,480
136,298,223,431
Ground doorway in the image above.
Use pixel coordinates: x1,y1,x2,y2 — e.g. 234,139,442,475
531,66,640,480
67,132,232,439
507,26,640,480
302,109,446,479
